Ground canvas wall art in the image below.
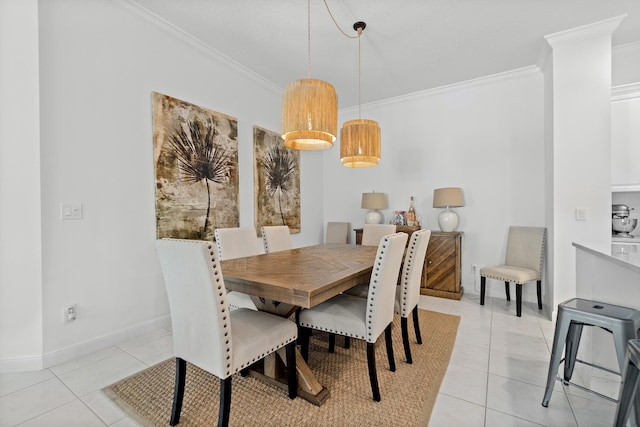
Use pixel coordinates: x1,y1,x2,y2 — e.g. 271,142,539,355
153,92,239,240
253,126,301,234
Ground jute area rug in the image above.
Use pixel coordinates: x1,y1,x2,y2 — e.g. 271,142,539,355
103,309,459,427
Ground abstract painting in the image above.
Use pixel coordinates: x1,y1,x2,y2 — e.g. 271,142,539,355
253,126,300,234
153,92,239,240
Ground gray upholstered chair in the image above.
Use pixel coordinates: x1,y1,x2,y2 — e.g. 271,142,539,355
261,225,293,253
395,229,431,363
479,226,546,317
214,227,261,310
298,232,408,401
361,223,397,246
156,239,297,427
325,221,350,244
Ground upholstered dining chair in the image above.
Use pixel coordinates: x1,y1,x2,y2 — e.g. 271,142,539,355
214,227,261,310
361,224,397,246
325,221,350,244
298,232,408,401
261,225,292,253
156,239,298,427
479,226,546,317
345,229,431,363
395,229,431,363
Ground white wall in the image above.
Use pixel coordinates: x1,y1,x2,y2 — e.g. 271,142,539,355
0,0,44,370
322,69,546,302
1,0,325,371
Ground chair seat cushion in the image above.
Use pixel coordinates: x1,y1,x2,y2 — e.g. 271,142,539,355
479,265,539,284
298,295,368,340
230,308,297,374
227,291,258,311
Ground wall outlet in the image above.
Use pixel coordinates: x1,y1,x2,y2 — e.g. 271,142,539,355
64,304,77,322
472,264,478,273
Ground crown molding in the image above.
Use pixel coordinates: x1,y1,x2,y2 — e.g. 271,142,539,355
544,15,627,48
114,0,281,95
342,66,540,113
612,82,640,101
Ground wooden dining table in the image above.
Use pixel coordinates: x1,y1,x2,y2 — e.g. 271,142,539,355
220,243,378,406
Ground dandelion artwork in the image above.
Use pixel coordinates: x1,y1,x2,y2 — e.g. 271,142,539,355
253,126,301,234
153,92,239,240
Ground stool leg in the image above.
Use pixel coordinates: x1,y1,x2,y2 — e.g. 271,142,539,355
504,281,510,301
563,322,584,382
542,310,571,407
614,323,637,375
614,358,640,427
480,276,486,305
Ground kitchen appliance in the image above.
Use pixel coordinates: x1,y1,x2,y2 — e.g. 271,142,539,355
612,204,637,237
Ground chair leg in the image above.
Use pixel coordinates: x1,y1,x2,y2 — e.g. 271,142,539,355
240,368,249,377
218,377,232,427
328,333,336,353
285,341,298,399
564,322,584,381
536,280,543,310
401,316,412,364
300,327,310,362
505,281,511,301
385,323,396,372
412,306,422,345
170,358,187,426
366,342,381,402
480,276,486,305
515,284,522,317
344,336,351,349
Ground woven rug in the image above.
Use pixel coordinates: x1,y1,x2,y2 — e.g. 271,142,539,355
103,309,459,427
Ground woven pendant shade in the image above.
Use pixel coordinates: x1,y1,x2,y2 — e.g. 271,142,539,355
340,118,380,168
281,79,338,150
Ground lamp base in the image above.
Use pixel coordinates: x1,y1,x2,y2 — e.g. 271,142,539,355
438,208,459,232
365,210,383,224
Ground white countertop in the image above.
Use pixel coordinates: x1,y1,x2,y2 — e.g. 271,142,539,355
573,242,640,273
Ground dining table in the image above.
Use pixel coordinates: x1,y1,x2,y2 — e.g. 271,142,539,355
220,243,378,406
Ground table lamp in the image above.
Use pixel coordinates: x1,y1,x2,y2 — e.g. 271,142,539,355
361,192,388,224
433,187,464,232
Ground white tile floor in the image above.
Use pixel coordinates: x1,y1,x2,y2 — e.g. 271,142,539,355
0,294,623,426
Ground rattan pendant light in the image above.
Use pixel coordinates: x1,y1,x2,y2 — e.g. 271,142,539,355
340,22,381,168
281,0,337,150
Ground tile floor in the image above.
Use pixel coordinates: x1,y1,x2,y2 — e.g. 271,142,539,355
0,294,624,426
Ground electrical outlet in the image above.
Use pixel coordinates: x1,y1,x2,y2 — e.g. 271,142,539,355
472,264,478,273
64,304,77,322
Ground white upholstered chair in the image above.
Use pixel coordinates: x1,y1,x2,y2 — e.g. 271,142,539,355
325,221,350,244
261,225,292,253
361,224,396,246
214,227,261,310
156,239,297,427
298,232,408,401
479,226,546,317
395,229,431,363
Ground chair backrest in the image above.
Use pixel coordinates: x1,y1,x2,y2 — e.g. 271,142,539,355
365,232,408,343
397,229,431,317
505,226,546,274
155,239,231,378
361,224,397,246
261,225,292,253
214,227,261,260
325,221,350,244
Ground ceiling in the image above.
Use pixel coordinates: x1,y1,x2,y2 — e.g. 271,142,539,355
130,0,640,109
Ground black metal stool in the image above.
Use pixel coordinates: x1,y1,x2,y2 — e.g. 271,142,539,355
542,298,640,409
614,339,640,427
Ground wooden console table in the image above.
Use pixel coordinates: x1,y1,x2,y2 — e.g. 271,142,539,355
354,227,463,300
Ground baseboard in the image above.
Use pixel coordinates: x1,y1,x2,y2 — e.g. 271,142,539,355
0,315,171,373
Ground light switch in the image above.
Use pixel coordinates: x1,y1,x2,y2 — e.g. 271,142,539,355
575,207,587,221
60,203,83,220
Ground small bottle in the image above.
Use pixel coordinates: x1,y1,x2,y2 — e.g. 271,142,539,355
406,196,418,227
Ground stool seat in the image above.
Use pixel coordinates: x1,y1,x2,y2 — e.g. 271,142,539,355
542,298,640,409
614,339,640,426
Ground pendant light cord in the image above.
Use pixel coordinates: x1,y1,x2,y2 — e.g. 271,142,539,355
323,0,358,39
307,0,311,78
357,28,362,118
